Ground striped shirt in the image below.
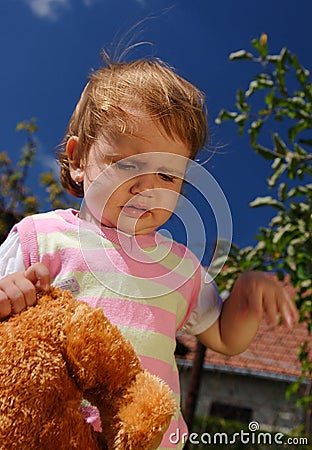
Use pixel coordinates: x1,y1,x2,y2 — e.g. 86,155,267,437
11,209,221,449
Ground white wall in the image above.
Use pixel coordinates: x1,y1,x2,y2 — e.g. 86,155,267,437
178,364,304,433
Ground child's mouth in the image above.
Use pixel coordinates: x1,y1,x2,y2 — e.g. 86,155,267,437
122,205,151,219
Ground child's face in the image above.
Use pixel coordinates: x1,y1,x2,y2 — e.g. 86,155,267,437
70,118,190,235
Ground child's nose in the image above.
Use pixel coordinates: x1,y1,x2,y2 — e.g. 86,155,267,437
130,173,157,195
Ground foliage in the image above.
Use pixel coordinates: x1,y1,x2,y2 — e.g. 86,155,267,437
214,35,312,433
0,119,78,243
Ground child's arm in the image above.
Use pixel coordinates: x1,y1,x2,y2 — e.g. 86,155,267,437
197,271,299,356
0,263,50,319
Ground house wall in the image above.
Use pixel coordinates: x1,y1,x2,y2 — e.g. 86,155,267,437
178,364,304,433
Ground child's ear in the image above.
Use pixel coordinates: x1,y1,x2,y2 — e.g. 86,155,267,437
66,136,85,183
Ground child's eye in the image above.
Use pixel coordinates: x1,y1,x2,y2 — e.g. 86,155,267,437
115,161,137,170
158,173,175,182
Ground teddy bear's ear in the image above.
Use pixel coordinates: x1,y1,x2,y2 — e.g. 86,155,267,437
113,371,176,450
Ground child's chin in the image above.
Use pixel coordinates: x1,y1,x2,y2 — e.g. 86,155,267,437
117,220,155,236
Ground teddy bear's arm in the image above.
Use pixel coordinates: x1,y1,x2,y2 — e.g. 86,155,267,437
63,303,142,396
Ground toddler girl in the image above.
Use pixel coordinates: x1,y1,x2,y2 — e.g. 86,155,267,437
0,57,298,449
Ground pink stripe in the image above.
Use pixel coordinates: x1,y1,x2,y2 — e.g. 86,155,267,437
177,270,201,330
42,246,198,297
82,297,177,339
14,216,39,269
32,217,76,234
80,246,195,283
42,244,200,330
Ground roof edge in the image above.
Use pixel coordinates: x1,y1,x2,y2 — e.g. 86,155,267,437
176,359,309,385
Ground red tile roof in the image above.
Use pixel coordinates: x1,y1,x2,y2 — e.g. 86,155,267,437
176,320,309,379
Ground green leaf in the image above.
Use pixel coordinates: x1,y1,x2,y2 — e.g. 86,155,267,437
246,80,260,97
287,185,309,198
279,46,289,65
285,256,296,271
287,244,295,257
15,123,25,131
253,144,277,160
215,109,237,124
272,133,288,156
286,380,300,398
296,67,310,85
246,79,274,97
278,183,287,202
268,162,287,187
251,36,268,58
272,223,294,244
249,120,265,144
294,143,308,156
264,90,275,109
234,113,248,124
249,196,285,210
289,52,300,70
297,264,307,280
298,138,312,147
236,89,250,111
289,96,306,108
229,50,254,61
288,119,309,142
15,118,38,134
276,67,287,93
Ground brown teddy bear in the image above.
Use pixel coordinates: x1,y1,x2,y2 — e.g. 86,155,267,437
0,287,176,450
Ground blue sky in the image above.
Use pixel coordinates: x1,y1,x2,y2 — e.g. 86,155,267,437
1,0,311,265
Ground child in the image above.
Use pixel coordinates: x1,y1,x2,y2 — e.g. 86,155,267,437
0,57,298,449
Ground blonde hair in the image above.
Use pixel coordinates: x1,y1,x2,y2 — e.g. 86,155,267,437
58,57,208,197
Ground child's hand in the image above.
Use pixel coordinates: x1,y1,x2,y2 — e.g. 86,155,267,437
231,271,299,328
0,263,50,319
197,271,299,356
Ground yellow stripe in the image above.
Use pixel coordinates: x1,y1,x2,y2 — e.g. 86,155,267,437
142,244,196,279
54,271,188,316
38,230,118,251
117,325,176,366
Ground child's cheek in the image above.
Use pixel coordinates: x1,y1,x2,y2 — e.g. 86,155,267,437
83,168,122,223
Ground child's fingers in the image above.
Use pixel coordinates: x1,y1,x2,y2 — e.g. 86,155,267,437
0,291,12,319
13,276,38,308
279,288,299,328
24,263,50,290
263,291,279,327
265,287,299,329
0,264,50,319
0,275,37,316
1,282,29,313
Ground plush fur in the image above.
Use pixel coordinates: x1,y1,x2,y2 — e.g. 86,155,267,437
0,287,176,449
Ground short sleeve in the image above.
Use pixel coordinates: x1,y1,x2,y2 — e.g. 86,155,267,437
180,266,222,336
0,231,25,277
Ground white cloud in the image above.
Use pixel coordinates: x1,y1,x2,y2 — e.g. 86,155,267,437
24,0,100,19
24,0,70,19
